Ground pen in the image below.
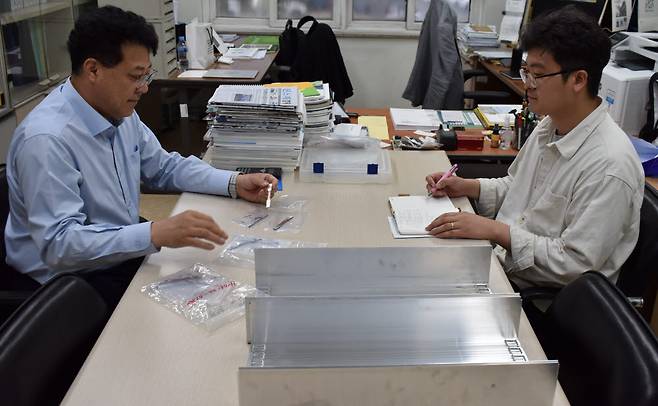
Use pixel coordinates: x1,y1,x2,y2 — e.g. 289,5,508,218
265,183,273,208
428,164,458,196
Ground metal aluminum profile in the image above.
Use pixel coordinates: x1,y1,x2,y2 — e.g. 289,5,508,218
245,294,525,368
238,362,559,406
253,246,493,296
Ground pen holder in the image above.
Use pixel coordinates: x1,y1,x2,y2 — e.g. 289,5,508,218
515,119,537,150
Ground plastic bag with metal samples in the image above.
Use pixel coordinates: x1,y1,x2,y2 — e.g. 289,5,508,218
141,263,265,331
217,234,327,268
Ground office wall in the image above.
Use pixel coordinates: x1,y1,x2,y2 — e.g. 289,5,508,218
176,0,507,108
338,37,417,109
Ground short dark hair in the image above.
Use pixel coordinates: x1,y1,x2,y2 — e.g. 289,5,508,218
520,5,611,97
67,6,158,74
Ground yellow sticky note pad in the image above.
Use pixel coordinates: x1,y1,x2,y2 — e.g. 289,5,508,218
358,116,390,140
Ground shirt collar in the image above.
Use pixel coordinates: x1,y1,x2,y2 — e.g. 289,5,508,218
541,99,607,160
61,78,122,136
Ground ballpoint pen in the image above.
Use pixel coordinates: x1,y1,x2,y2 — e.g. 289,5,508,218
428,163,459,196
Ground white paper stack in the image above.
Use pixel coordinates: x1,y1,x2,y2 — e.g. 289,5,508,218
457,24,499,52
205,85,306,170
302,82,333,141
389,108,442,131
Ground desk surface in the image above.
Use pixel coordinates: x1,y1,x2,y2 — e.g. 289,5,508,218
157,38,278,86
349,107,519,160
479,59,526,98
63,151,566,406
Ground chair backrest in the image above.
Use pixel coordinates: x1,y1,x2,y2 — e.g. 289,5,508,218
549,271,658,406
617,184,658,320
0,164,9,264
0,164,40,325
0,274,107,406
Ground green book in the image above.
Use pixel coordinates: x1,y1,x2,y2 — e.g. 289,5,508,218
244,35,279,45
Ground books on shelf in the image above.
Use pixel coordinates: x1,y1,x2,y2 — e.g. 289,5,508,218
390,108,484,131
474,104,523,129
438,110,483,129
388,195,458,235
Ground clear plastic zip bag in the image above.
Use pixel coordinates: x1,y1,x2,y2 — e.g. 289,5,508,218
233,196,308,232
141,263,265,331
265,196,307,233
217,234,327,268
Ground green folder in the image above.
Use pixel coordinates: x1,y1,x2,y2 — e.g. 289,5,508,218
244,35,279,45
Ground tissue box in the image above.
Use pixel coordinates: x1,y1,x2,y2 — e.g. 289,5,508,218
457,132,484,151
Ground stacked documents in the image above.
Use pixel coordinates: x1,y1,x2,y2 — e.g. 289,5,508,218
390,108,441,131
302,82,333,140
205,85,306,170
266,82,333,141
457,24,499,50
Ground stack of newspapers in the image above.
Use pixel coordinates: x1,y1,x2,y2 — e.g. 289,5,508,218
302,82,333,141
205,85,306,170
457,24,498,51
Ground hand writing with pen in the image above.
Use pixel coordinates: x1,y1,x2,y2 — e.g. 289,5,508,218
424,170,511,249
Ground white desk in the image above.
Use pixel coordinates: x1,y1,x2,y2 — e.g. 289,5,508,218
62,150,568,405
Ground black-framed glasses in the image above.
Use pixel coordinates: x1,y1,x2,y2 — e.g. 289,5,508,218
520,67,580,88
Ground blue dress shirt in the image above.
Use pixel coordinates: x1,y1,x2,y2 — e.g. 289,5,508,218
5,79,235,283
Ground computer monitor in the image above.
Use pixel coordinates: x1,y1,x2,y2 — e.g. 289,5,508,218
530,0,607,21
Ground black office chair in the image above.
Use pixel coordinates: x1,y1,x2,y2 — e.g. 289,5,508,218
546,271,658,406
0,273,108,406
617,183,658,321
463,68,513,107
0,164,40,325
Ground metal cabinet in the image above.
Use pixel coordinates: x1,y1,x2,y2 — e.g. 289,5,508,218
0,0,98,108
98,0,177,79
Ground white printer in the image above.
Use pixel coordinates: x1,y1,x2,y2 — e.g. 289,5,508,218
599,32,658,137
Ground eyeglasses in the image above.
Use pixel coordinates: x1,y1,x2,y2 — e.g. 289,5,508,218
133,69,158,87
520,67,580,88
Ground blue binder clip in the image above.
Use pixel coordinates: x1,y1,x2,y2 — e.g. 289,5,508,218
313,162,324,173
367,163,379,175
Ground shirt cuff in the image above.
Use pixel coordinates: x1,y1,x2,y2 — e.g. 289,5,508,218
228,172,239,199
134,221,160,255
476,178,497,218
509,225,535,271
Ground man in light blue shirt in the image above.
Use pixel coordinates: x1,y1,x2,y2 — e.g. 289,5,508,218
5,6,276,306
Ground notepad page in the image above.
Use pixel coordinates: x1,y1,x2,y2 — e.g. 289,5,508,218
389,196,458,235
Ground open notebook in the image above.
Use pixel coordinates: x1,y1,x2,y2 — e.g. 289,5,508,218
389,195,458,235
